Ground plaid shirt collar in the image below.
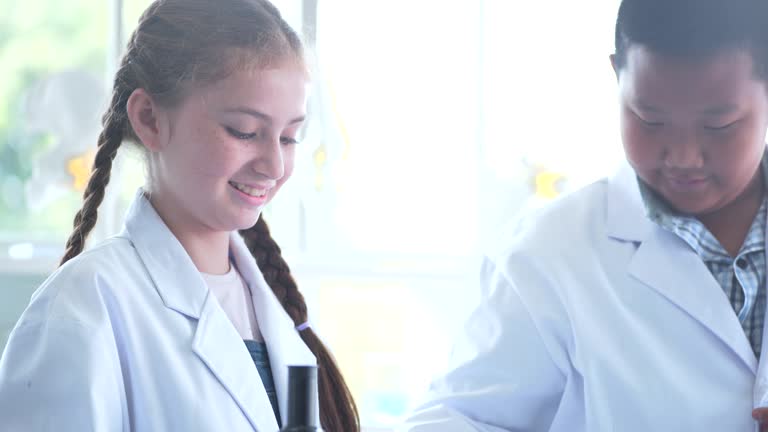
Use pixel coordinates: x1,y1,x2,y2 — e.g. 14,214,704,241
638,155,768,259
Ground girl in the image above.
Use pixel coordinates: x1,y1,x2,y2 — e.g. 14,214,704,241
404,0,768,430
0,1,359,431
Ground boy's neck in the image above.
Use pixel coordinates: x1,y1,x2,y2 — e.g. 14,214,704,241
698,172,765,258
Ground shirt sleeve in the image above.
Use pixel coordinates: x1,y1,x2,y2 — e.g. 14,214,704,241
400,257,568,432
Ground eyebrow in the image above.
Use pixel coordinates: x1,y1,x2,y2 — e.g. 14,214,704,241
699,104,739,116
634,103,662,114
223,107,306,125
630,98,663,114
633,100,739,116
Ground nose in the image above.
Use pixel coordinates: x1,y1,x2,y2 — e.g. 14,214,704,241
251,135,285,180
663,129,704,170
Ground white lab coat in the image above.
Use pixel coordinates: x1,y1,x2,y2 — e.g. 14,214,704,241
402,163,768,432
0,191,318,431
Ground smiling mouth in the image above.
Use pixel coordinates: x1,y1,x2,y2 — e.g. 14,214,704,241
229,181,268,198
669,177,708,184
662,175,711,193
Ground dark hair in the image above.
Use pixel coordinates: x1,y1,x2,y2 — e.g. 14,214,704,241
59,1,359,430
614,0,768,78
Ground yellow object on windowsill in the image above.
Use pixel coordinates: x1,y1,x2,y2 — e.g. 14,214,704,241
66,150,95,191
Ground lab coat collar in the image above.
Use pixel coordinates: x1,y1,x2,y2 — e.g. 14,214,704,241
123,189,208,319
605,162,757,374
605,161,652,242
123,190,318,430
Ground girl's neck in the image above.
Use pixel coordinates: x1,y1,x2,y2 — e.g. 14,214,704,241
146,191,231,275
176,229,231,275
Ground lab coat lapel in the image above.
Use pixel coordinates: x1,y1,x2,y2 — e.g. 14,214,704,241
192,294,280,432
124,190,280,431
230,233,320,428
606,164,757,374
627,226,757,373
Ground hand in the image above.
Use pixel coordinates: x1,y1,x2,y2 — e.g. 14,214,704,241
753,408,768,431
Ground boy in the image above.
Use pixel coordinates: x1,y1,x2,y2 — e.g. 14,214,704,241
405,0,768,430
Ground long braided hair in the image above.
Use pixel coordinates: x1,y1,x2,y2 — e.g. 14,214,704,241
240,218,359,431
59,1,359,430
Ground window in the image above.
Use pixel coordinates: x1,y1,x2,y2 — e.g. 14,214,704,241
0,0,110,270
254,0,480,426
298,2,623,427
2,1,624,430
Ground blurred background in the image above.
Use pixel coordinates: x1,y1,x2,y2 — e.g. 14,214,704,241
0,0,623,429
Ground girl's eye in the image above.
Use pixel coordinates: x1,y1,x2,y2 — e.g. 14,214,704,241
225,127,257,140
280,136,299,145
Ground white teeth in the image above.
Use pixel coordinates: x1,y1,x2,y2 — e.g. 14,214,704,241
230,182,267,197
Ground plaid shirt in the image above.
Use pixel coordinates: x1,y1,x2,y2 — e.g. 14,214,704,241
638,165,768,359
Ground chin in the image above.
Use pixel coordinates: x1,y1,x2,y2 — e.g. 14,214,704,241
236,214,263,231
215,212,261,233
663,197,717,217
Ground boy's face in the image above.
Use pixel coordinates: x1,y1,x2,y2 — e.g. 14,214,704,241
614,46,768,215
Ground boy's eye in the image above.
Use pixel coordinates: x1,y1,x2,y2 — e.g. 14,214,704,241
638,117,664,127
280,136,299,145
704,121,738,131
632,111,663,128
225,126,258,140
639,118,663,128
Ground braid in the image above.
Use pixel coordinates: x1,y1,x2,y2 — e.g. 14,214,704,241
59,83,130,266
239,217,360,432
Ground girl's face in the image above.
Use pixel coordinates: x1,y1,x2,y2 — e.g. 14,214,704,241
149,62,309,233
614,46,768,215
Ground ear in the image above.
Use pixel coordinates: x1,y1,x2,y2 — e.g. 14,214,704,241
609,54,620,81
126,88,168,152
